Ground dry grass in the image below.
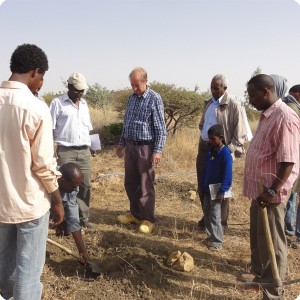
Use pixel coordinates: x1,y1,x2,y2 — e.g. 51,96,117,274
41,117,300,300
89,106,120,129
160,127,199,173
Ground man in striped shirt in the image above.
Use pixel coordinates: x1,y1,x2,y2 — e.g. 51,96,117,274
241,74,300,300
116,67,166,234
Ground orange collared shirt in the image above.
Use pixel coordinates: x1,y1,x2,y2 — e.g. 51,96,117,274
0,81,60,223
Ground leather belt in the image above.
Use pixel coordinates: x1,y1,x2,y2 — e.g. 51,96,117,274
126,139,153,146
59,145,88,150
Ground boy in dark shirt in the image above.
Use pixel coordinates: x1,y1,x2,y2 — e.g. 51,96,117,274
55,163,89,263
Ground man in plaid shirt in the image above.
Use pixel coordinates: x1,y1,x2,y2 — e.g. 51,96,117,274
116,67,166,234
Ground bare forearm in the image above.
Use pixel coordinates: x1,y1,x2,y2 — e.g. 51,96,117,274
270,162,294,193
71,230,88,258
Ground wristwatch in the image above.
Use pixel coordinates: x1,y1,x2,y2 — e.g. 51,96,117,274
267,188,277,197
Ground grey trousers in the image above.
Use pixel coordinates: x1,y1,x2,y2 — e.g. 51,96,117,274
203,194,223,248
57,146,91,223
124,143,155,223
250,200,287,300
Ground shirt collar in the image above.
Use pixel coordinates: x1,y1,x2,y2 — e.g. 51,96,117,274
212,93,225,104
0,80,29,91
262,98,282,118
134,86,150,99
62,92,87,105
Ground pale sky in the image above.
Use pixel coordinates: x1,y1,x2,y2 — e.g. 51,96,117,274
0,0,299,97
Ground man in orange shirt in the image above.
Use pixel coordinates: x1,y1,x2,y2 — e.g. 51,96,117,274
0,44,64,300
241,74,299,300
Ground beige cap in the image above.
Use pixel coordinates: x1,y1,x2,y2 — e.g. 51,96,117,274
67,72,88,90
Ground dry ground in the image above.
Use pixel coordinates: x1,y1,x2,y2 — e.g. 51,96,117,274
42,142,300,300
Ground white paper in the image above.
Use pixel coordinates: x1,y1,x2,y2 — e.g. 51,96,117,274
89,134,101,151
209,183,233,200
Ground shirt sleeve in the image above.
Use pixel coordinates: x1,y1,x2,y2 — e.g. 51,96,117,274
227,100,246,154
219,149,233,195
49,99,59,130
276,117,300,164
30,104,61,193
152,94,167,153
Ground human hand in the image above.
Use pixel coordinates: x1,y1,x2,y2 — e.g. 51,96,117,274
151,153,162,166
78,251,89,266
257,191,274,208
49,189,64,228
90,150,97,157
216,193,224,201
116,145,125,158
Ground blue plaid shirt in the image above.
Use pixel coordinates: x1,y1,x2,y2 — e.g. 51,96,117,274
119,87,166,153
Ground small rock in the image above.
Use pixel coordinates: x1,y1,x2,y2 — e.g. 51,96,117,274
188,190,197,201
172,252,194,272
166,250,182,266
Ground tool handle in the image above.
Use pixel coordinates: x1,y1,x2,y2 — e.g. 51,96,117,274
47,238,81,260
257,182,282,287
260,208,282,287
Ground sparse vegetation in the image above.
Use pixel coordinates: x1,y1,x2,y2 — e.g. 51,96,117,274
42,119,300,300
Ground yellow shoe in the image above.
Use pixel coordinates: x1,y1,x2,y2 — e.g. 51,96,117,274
117,213,141,225
138,220,155,234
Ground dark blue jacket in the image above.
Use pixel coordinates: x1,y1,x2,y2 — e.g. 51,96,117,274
201,146,233,195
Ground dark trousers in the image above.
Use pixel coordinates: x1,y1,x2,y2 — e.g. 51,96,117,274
57,146,91,223
250,200,287,300
196,139,230,229
124,143,155,223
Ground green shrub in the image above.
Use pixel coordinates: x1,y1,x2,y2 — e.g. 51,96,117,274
100,122,123,145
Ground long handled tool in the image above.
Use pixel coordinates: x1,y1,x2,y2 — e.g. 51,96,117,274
47,238,102,274
239,184,300,291
257,182,282,287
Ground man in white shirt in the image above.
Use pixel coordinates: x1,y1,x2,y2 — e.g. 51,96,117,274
197,74,246,233
50,73,95,229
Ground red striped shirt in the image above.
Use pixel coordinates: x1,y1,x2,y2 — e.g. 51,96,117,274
243,99,300,202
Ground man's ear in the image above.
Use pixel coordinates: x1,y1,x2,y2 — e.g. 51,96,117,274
224,86,227,91
31,68,41,78
263,87,270,97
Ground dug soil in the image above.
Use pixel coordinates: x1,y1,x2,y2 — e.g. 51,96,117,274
42,149,300,300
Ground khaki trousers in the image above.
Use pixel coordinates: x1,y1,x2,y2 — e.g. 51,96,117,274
250,199,288,300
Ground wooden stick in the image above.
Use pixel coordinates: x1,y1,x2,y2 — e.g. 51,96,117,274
257,182,282,287
47,238,102,274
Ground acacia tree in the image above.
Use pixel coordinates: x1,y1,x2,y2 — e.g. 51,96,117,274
150,82,209,136
113,82,209,136
85,83,113,108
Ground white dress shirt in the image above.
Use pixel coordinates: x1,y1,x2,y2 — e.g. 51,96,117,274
50,93,93,147
201,94,224,141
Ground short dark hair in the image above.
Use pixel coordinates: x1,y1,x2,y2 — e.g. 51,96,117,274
248,74,275,92
10,44,49,74
208,124,224,137
59,163,82,182
289,85,300,93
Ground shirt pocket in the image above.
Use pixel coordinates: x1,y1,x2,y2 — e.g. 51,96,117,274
81,118,91,130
